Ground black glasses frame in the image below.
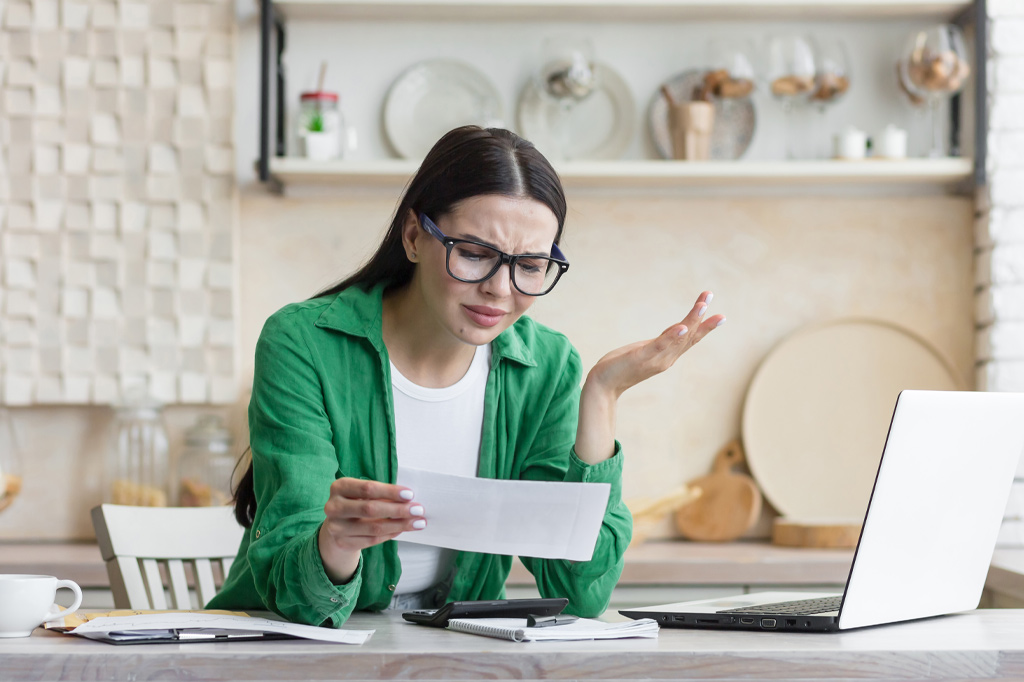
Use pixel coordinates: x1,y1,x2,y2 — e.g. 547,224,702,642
418,213,569,297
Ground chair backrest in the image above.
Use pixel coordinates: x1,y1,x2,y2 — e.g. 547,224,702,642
91,503,244,610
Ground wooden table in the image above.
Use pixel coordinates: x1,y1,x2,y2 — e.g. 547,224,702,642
3,609,1024,681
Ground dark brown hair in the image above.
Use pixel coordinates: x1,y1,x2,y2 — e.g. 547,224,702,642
233,126,567,527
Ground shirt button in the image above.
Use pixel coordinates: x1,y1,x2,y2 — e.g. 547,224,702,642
387,584,396,591
254,530,260,539
330,597,339,603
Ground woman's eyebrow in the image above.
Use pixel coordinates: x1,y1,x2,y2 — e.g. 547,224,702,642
454,232,496,246
454,233,550,255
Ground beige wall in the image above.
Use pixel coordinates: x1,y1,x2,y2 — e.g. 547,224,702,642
241,190,975,539
0,191,974,540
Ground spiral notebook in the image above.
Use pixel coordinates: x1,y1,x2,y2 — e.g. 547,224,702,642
446,617,659,642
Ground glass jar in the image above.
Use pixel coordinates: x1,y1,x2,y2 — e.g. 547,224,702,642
297,90,344,160
105,398,170,507
0,408,23,514
177,415,234,507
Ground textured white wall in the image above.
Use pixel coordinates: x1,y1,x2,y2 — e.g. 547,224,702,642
979,1,1024,548
0,0,239,406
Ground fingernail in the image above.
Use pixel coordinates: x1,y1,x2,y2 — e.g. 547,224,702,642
676,326,688,336
399,490,414,500
697,304,707,317
410,505,424,516
716,318,727,327
706,292,714,304
412,520,426,530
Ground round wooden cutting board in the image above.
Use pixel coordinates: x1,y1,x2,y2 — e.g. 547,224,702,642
772,518,863,548
675,440,762,542
742,319,962,521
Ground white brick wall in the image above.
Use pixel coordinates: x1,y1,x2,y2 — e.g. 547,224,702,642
985,6,1024,546
0,1,238,405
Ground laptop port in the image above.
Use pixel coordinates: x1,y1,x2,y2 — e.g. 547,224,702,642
786,619,797,627
739,618,754,625
761,618,777,629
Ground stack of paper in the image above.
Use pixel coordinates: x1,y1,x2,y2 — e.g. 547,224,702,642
446,617,659,642
66,613,373,645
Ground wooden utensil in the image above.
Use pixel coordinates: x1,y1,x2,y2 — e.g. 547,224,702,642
627,485,702,546
675,440,762,542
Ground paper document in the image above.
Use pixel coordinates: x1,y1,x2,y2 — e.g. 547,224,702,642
70,613,374,644
395,466,611,561
446,617,659,642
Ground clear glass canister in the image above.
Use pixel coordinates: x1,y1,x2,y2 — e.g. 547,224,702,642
297,90,344,160
105,399,171,507
0,408,23,514
177,415,234,507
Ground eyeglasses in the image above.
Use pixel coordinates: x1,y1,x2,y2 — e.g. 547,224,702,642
418,213,569,296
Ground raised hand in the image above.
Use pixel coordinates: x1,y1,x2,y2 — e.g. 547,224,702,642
588,291,725,398
575,291,725,465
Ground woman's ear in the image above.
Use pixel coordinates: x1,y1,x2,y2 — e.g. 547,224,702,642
401,209,421,263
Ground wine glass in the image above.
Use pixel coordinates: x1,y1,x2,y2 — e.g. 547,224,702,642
899,24,970,157
808,37,851,158
764,33,817,159
536,35,597,159
540,35,596,102
706,37,757,100
0,408,23,514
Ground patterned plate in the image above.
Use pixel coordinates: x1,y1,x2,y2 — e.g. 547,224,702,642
648,69,756,160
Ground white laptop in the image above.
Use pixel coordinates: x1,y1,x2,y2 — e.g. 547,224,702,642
620,390,1024,632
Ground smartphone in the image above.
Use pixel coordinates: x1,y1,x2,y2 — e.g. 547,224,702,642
402,598,568,627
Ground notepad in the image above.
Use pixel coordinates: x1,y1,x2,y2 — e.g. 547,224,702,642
445,617,659,642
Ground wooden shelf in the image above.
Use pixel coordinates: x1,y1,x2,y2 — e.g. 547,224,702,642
267,157,974,191
272,0,972,22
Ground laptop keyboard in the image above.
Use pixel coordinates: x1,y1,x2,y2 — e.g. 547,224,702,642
719,596,842,616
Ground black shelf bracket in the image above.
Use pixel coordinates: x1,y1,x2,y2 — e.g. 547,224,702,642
954,0,988,189
258,0,286,183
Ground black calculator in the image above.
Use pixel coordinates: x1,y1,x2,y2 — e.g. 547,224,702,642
402,598,568,627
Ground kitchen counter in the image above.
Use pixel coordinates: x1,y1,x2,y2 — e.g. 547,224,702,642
4,541,1022,607
0,539,855,588
986,550,1024,607
3,609,1024,681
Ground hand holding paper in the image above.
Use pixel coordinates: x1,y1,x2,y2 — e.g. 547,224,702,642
395,467,610,561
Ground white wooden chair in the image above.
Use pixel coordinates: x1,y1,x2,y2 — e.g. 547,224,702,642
91,503,244,610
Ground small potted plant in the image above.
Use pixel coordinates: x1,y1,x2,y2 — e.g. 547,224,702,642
303,110,338,161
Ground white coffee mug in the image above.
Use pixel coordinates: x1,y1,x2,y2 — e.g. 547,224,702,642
0,574,83,637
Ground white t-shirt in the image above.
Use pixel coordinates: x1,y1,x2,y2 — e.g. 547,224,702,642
391,344,490,595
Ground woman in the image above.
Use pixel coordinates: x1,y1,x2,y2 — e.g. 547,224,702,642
208,126,725,627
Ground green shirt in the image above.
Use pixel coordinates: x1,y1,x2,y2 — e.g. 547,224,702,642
207,282,632,626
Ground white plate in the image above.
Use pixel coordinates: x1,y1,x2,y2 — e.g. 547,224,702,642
517,62,635,161
383,59,504,159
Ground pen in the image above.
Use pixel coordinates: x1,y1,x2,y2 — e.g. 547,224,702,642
526,614,579,628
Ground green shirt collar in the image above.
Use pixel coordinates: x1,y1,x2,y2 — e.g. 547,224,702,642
313,281,536,367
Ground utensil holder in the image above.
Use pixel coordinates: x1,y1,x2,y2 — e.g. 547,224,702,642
667,101,714,160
